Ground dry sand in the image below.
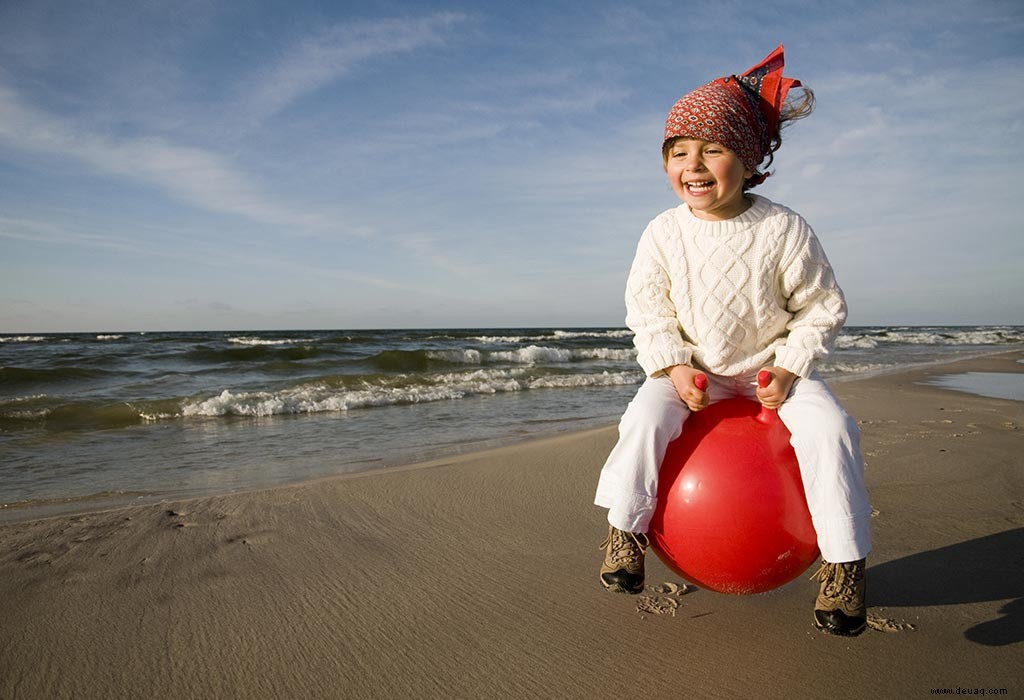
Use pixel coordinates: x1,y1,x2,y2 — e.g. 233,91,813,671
1,351,1022,699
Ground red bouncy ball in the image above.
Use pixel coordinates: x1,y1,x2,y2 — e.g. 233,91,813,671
648,371,819,594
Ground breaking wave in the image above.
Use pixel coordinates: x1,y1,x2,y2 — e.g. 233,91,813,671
178,370,642,417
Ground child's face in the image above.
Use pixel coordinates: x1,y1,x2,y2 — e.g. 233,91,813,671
664,139,754,221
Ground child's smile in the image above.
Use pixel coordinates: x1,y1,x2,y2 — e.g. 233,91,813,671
665,139,754,221
683,180,716,195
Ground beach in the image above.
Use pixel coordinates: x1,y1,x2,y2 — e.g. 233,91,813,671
1,350,1021,699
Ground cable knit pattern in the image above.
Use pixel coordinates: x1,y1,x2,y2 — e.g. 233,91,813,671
625,195,846,379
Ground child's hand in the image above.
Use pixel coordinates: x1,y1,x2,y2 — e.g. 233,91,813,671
755,367,797,409
667,364,710,412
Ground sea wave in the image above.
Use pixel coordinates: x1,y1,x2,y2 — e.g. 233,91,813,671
185,344,334,363
818,361,892,376
228,336,317,346
550,329,634,340
0,367,643,429
574,348,636,361
0,393,54,421
486,346,635,363
469,335,537,344
0,336,47,343
887,329,1021,345
179,369,642,417
838,327,1024,347
0,365,117,389
367,345,634,369
0,399,147,430
527,371,641,388
489,346,574,363
834,335,879,349
469,329,634,343
426,349,483,364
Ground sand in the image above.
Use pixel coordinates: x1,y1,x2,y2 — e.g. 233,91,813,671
1,351,1022,699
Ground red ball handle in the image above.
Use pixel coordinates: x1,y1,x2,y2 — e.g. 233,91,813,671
755,370,777,424
694,373,709,391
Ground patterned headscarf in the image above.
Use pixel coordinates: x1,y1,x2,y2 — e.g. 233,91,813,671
663,45,801,186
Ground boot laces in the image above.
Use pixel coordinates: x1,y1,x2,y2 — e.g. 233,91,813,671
600,527,649,568
811,560,864,603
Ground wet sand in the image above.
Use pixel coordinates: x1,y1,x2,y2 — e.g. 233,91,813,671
1,351,1021,699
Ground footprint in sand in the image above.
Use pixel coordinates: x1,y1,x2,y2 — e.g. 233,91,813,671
635,582,696,617
225,530,275,549
165,509,194,529
866,613,916,633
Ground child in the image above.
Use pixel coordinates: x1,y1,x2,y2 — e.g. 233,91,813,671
594,45,872,637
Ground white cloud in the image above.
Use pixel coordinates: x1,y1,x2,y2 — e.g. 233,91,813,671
0,82,350,236
241,12,468,121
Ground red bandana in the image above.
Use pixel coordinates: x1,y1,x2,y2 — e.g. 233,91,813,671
663,45,801,186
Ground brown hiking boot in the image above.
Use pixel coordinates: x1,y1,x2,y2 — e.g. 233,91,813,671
599,525,648,594
811,559,867,637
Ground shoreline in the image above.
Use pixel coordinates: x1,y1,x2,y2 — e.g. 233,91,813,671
2,348,1021,526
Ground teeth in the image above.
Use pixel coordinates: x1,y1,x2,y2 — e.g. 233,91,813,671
687,181,714,192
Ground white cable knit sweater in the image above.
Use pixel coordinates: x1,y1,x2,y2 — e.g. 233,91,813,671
625,195,847,379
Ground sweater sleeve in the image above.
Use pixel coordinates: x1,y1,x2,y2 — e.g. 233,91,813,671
624,224,696,376
773,218,847,378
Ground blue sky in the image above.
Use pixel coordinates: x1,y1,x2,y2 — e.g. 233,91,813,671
1,0,1022,332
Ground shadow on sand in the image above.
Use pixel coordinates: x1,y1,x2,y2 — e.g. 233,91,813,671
869,527,1024,646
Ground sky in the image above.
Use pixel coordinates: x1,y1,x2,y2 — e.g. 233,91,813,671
1,0,1022,332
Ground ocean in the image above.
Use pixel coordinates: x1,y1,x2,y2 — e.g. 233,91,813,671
1,326,1022,520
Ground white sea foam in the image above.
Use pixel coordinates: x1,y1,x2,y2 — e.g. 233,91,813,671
137,410,178,421
527,371,642,389
834,335,879,349
415,346,636,364
574,348,636,361
227,336,316,346
819,361,891,375
429,367,530,384
0,336,46,343
470,335,534,344
881,331,948,345
0,393,49,405
96,334,124,341
178,367,642,418
855,328,1021,346
470,329,634,343
426,349,483,364
489,346,574,363
0,407,51,419
0,394,52,422
932,329,1020,345
182,385,496,417
551,329,634,340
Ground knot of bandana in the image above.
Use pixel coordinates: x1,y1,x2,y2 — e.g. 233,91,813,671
663,45,801,186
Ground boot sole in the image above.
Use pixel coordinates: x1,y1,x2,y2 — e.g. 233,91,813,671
600,574,644,595
813,614,866,637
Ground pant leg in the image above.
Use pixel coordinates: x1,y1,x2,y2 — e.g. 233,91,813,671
594,375,688,533
777,374,873,563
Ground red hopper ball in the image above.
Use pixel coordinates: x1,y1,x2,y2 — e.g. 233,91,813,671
648,390,819,594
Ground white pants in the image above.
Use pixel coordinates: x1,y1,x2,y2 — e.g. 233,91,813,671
594,370,872,563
